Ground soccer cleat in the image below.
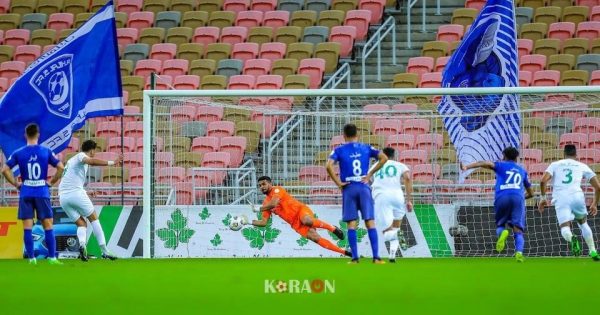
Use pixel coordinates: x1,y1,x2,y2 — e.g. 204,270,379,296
515,252,525,263
344,250,352,257
101,252,118,260
496,229,509,253
590,251,600,261
373,259,386,265
389,259,396,263
79,246,89,262
28,258,37,265
333,227,345,240
48,258,63,265
348,259,359,264
570,236,582,257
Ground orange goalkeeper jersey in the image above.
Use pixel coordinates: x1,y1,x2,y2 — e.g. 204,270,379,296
261,186,306,225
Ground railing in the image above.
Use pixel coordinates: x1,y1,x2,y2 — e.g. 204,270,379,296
264,114,304,178
360,16,397,88
316,62,352,147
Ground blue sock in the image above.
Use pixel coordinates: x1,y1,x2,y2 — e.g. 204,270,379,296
347,229,358,260
514,232,525,253
24,229,34,259
368,228,379,260
44,229,56,259
496,227,505,237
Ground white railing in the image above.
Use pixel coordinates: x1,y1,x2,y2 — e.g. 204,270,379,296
361,16,397,89
265,114,304,178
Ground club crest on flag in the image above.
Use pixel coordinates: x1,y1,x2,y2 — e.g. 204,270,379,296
30,54,74,119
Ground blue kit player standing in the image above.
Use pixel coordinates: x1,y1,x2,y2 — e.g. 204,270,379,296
326,123,388,263
462,147,534,262
1,124,65,265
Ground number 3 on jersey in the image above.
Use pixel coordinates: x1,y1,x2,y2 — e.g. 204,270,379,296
562,169,573,184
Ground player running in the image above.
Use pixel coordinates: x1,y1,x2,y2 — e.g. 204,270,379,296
462,147,534,262
538,144,600,261
59,140,120,261
370,147,413,262
247,176,351,257
1,123,64,265
326,123,388,264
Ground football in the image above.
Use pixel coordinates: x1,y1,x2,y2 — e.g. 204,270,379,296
229,215,248,231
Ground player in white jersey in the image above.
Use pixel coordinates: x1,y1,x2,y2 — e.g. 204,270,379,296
59,140,121,262
539,145,600,261
370,147,413,262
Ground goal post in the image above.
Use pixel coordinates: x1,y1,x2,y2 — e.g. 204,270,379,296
143,86,600,258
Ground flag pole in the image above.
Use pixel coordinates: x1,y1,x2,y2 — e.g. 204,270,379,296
120,113,124,205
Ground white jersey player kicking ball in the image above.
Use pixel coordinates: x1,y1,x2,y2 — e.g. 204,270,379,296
370,147,414,262
539,144,600,261
59,140,121,262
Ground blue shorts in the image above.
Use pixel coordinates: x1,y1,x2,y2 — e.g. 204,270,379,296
494,194,526,231
342,182,374,222
18,197,53,220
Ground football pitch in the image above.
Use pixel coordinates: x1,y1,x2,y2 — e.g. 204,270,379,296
1,258,598,315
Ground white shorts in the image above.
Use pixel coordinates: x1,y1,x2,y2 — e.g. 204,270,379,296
552,192,587,225
60,190,95,221
374,192,406,231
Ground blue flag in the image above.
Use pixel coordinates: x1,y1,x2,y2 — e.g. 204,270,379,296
437,0,520,181
0,1,122,160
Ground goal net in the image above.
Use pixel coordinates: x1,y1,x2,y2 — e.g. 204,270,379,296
143,86,600,258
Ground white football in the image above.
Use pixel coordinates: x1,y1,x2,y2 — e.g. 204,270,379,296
229,215,247,231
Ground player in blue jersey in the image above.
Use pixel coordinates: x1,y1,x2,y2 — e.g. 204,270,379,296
326,123,388,263
1,124,65,265
462,147,534,262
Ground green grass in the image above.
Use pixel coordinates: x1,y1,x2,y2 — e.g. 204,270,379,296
1,258,599,315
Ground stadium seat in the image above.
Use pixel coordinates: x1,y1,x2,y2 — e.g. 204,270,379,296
127,11,155,31
593,5,600,21
223,0,250,12
318,10,345,29
107,136,136,153
134,59,162,78
562,38,589,57
189,59,216,78
193,27,220,46
208,11,236,29
332,0,358,12
435,56,449,72
156,11,183,29
14,45,41,64
165,27,193,45
385,134,415,151
198,0,224,13
263,10,290,30
286,42,315,61
516,7,534,26
522,149,543,165
116,0,143,14
217,58,243,78
242,58,271,77
283,74,310,89
176,44,203,63
169,105,196,123
46,13,73,32
227,74,255,89
343,10,371,41
358,0,385,23
577,54,600,73
191,136,220,154
419,72,442,88
559,132,588,148
279,0,305,12
330,135,345,149
520,23,549,41
235,10,263,29
0,14,21,32
21,13,48,32
200,74,228,89
145,74,173,90
162,59,189,77
231,42,259,61
219,136,247,166
546,116,575,136
451,8,478,26
298,58,325,88
252,0,278,12
247,26,273,44
117,28,139,47
256,74,283,89
576,21,600,40
303,26,329,45
271,58,298,77
518,39,534,59
291,10,318,29
577,148,600,164
535,6,562,24
0,61,25,80
207,121,235,138
533,70,561,86
520,70,533,86
373,119,402,137
96,122,122,138
398,149,428,167
415,133,444,153
421,41,448,59
437,24,464,42
401,119,430,136
329,26,356,57
591,70,600,85
562,6,590,24
220,26,248,45
407,57,435,77
589,133,600,149
520,54,547,73
181,11,208,29
574,117,600,133
158,167,187,183
275,26,303,45
535,39,561,57
412,164,441,182
205,43,232,63
548,54,576,72
309,181,340,205
522,0,547,9
391,73,418,88
4,29,30,47
139,28,166,46
561,69,589,85
314,42,341,73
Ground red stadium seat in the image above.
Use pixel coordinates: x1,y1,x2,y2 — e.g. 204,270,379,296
329,26,356,57
588,133,600,149
66,137,80,153
158,167,187,182
533,70,560,86
401,119,430,135
117,28,139,46
344,10,371,41
591,70,600,85
412,163,441,182
576,21,600,40
266,96,293,110
162,59,189,76
173,75,200,89
522,149,543,165
521,133,530,149
358,0,385,23
299,165,328,184
548,22,576,41
223,0,251,13
437,24,464,42
117,0,143,14
415,133,443,153
193,27,220,46
124,121,144,138
107,136,136,153
220,26,248,45
123,152,144,168
150,43,177,61
4,29,30,47
592,6,600,21
518,39,533,59
191,136,220,154
202,152,231,168
14,45,41,64
259,42,287,60
435,56,449,72
559,132,588,148
0,77,7,92
519,54,546,73
419,72,442,88
207,121,235,138
47,13,74,32
232,42,259,61
363,103,390,112
173,182,194,204
170,105,197,122
128,11,155,31
574,117,600,133
155,152,174,168
134,59,162,78
252,0,278,12
391,103,418,112
399,149,428,167
309,181,340,205
97,122,122,138
95,152,120,162
407,57,434,77
256,75,283,89
236,10,264,29
145,74,172,89
243,58,272,77
298,58,325,89
195,106,224,123
330,135,345,149
465,0,486,10
220,136,247,166
373,119,402,136
527,163,549,180
0,0,9,14
134,136,164,152
263,11,290,30
227,74,256,89
519,70,532,86
577,148,600,164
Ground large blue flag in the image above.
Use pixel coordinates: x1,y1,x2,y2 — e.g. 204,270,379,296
437,0,520,181
0,0,122,160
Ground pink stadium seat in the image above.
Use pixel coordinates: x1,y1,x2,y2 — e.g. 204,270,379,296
117,28,139,46
239,96,267,106
243,58,272,77
123,152,144,168
574,117,600,133
533,70,560,86
559,132,588,148
122,105,140,123
128,11,155,31
437,24,464,42
220,26,248,45
266,96,293,110
521,133,530,149
561,101,588,120
591,70,600,85
107,136,136,153
252,0,278,12
415,133,443,152
588,133,600,149
43,45,56,53
173,75,200,89
173,182,194,204
158,167,187,183
259,42,287,61
0,0,8,14
309,181,340,205
592,6,600,21
134,59,162,78
150,43,177,62
576,21,600,40
522,149,543,165
96,122,122,138
220,136,247,166
155,152,174,168
517,39,533,59
344,10,371,41
162,59,189,76
527,163,548,180
117,0,143,14
66,137,80,153
435,56,449,72
298,58,325,89
134,136,164,152
207,121,235,138
223,0,251,13
407,57,434,77
87,182,113,205
187,168,213,186
363,103,390,112
330,26,356,58
170,105,196,122
232,42,259,61
519,54,546,73
358,0,386,23
401,119,430,136
202,152,231,168
95,152,119,162
124,121,144,138
228,74,256,89
391,103,418,112
256,75,283,89
193,27,220,46
373,119,402,137
0,77,7,92
548,22,576,41
191,136,220,155
399,149,428,167
299,166,328,184
465,0,486,10
145,74,172,89
251,105,278,137
577,148,600,164
47,13,74,32
14,45,41,64
195,106,224,122
236,10,264,29
330,135,345,149
4,29,30,47
412,164,441,182
419,72,442,88
263,11,290,30
519,71,532,87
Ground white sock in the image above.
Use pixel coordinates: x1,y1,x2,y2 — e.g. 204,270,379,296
578,222,597,253
560,226,573,242
384,229,399,259
77,226,87,247
90,220,109,254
